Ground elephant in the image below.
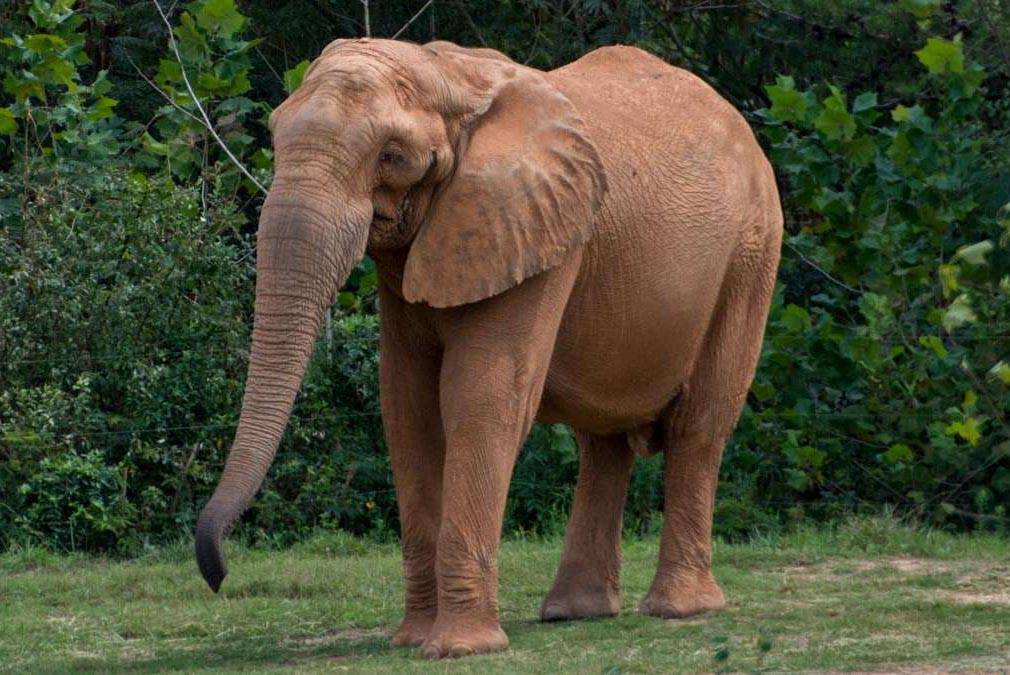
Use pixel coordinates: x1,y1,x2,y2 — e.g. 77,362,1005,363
193,38,783,659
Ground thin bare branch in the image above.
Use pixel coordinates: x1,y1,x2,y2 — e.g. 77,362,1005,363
254,45,284,87
360,0,371,38
124,51,203,126
784,240,861,295
453,0,487,46
392,0,434,40
151,0,267,195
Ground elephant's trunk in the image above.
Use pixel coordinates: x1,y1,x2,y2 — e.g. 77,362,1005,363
195,184,369,592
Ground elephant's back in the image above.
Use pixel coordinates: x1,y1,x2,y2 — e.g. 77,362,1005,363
547,45,762,220
538,47,774,434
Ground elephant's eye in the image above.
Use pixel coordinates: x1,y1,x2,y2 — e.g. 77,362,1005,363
379,149,405,166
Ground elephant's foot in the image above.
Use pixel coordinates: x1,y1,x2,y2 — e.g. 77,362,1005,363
418,615,508,659
540,584,620,622
390,608,436,647
639,568,725,619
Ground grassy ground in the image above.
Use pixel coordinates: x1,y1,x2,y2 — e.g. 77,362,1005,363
3,517,1010,673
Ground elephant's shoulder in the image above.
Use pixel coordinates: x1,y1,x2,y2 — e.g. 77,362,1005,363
553,45,684,81
549,46,721,109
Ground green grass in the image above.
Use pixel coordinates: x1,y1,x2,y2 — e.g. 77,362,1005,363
3,517,1010,673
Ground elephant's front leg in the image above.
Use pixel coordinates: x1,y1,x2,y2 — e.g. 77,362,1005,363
419,254,580,659
419,391,525,659
379,286,446,648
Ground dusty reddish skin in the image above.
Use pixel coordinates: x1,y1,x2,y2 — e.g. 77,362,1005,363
194,38,783,659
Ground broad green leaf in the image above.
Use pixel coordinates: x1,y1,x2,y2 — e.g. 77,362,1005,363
814,87,856,141
891,104,932,130
942,294,976,332
338,291,357,308
915,35,964,74
4,71,46,102
882,444,914,464
791,445,826,469
196,71,231,95
963,389,977,412
945,417,982,446
919,335,949,359
86,96,117,122
155,58,183,86
785,468,810,492
852,91,878,113
938,263,959,298
900,0,940,19
141,131,169,156
987,361,1010,385
764,75,814,123
92,69,113,96
780,304,812,333
0,107,16,135
175,12,208,59
888,130,913,166
953,240,993,266
195,0,247,38
750,380,776,402
34,55,76,86
283,59,310,94
841,135,876,167
23,33,67,53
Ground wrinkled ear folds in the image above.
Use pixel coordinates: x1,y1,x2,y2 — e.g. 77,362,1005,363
402,72,607,307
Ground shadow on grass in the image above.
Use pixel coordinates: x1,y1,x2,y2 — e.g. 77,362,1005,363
58,617,589,672
51,626,390,673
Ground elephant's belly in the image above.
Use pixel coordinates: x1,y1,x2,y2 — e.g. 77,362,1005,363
538,328,692,435
537,280,712,435
536,217,731,435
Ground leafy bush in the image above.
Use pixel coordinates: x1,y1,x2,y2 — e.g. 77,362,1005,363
0,0,121,165
0,167,252,551
15,450,135,551
3,0,1010,554
719,33,1010,536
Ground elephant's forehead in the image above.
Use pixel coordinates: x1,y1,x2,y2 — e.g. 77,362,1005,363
271,80,395,146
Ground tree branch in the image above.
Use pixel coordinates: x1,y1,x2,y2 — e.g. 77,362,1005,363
360,0,371,38
124,51,203,126
785,240,861,295
453,0,487,46
392,0,434,40
151,0,267,195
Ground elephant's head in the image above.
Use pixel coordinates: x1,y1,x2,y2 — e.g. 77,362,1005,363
194,39,606,592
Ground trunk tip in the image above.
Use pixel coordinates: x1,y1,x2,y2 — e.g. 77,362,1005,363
195,508,229,593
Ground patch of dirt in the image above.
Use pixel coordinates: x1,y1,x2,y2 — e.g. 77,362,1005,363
282,626,387,648
821,669,961,674
943,590,1010,606
821,655,1010,674
886,558,949,574
779,557,954,583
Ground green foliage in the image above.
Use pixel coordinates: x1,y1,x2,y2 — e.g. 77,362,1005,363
2,1,1010,553
142,0,270,193
0,0,121,164
728,26,1010,534
15,450,135,551
0,167,252,552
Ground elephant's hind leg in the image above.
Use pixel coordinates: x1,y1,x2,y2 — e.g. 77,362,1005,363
640,221,780,619
541,431,634,621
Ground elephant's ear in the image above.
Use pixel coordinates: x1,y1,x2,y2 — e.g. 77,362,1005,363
402,72,607,308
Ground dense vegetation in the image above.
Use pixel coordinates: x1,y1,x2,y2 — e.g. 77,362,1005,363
1,0,1008,554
